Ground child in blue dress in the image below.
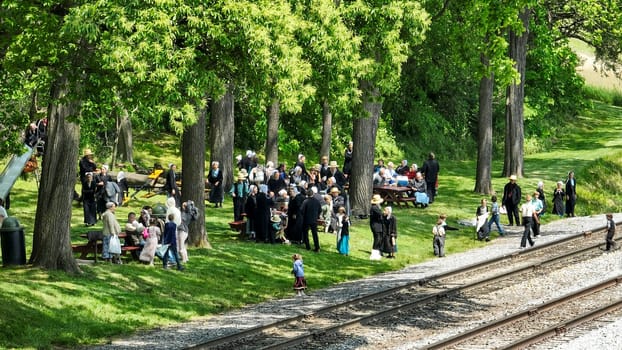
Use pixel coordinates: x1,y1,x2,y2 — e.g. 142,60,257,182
292,253,306,296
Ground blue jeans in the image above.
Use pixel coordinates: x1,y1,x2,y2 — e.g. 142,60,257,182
162,245,183,270
488,214,505,235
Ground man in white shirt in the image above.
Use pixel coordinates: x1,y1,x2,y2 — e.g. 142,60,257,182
520,195,535,248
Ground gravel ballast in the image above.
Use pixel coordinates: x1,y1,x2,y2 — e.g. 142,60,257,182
89,214,622,350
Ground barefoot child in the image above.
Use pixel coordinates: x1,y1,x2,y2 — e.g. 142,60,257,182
291,253,307,296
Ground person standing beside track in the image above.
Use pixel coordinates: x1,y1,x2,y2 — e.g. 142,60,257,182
605,213,616,251
519,194,535,249
503,175,522,226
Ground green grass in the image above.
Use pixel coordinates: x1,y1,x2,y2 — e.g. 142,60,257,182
1,101,622,349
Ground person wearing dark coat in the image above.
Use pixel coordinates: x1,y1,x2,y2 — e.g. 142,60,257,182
300,191,322,252
244,186,258,239
328,161,347,189
254,185,274,243
207,161,224,208
162,214,184,271
286,188,305,244
369,195,384,253
536,181,547,215
552,181,565,217
165,163,181,207
230,173,249,221
421,152,440,203
95,165,113,215
565,171,577,217
502,175,522,226
79,149,97,182
267,171,287,194
319,156,331,181
81,172,98,226
381,206,397,258
342,141,353,178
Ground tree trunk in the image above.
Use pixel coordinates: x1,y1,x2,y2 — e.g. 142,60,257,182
29,76,81,273
116,107,134,166
320,99,332,160
265,99,279,165
503,8,529,178
209,84,235,192
183,104,210,248
474,54,494,194
350,81,381,217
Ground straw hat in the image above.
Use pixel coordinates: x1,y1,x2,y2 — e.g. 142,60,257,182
330,187,340,194
329,160,339,168
312,164,321,172
509,175,517,181
84,148,93,156
271,214,281,223
370,194,384,205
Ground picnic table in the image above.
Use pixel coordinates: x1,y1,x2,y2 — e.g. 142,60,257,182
373,185,416,208
73,231,138,261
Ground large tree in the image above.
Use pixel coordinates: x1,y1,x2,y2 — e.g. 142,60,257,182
0,2,104,272
503,8,530,178
290,0,362,161
341,0,429,216
29,76,81,272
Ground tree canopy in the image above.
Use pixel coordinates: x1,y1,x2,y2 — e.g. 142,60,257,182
1,0,622,270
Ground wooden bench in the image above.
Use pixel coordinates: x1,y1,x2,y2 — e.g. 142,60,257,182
317,219,326,231
73,244,140,260
229,220,246,234
72,243,102,260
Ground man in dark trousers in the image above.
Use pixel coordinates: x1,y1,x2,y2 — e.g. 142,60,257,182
502,175,522,226
165,163,180,207
421,152,440,203
300,190,322,252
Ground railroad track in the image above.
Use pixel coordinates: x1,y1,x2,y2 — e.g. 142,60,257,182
187,227,618,350
424,276,622,349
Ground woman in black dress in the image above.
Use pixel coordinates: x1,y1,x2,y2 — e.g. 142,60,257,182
369,194,384,259
81,172,97,226
207,161,224,208
552,181,565,217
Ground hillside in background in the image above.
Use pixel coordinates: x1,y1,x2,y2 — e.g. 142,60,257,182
571,38,622,91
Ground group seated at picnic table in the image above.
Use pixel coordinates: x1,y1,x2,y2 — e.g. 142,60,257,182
372,159,431,208
73,197,195,269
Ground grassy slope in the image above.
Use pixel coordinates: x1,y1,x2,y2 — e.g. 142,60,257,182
0,102,621,349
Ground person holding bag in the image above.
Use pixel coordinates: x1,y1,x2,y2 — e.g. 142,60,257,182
102,202,122,264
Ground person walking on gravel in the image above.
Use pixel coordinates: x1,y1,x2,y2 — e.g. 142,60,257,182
605,213,616,251
432,219,446,257
565,171,577,217
502,175,522,226
519,195,535,249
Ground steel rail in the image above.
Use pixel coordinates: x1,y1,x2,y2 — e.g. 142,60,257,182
186,227,615,350
256,234,618,349
501,298,622,349
423,276,622,349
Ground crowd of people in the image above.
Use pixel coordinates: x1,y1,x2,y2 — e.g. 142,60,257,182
76,148,196,270
224,149,353,255
467,171,582,251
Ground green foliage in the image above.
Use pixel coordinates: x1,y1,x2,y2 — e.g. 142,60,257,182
576,152,622,213
1,99,621,348
582,85,622,107
523,6,588,142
